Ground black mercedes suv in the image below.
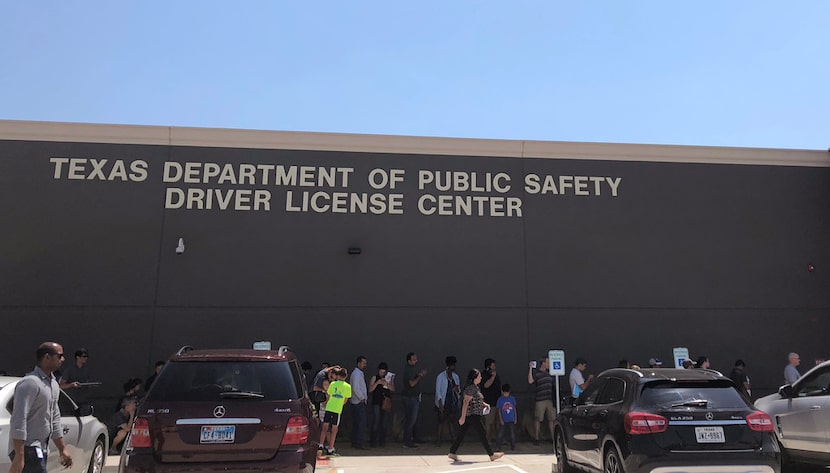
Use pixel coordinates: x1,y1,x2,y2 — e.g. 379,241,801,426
553,367,780,473
119,346,319,473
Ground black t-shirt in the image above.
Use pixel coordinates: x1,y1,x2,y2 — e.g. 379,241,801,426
481,371,501,405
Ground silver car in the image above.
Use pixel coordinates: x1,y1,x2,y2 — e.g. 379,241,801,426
0,376,108,473
754,360,830,469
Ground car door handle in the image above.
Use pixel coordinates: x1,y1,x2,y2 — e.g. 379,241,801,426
809,406,821,410
62,426,70,434
598,410,608,417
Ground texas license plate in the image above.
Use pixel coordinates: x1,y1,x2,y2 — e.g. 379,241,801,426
200,425,235,444
695,426,725,443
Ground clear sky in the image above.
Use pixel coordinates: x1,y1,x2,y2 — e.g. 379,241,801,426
1,1,828,150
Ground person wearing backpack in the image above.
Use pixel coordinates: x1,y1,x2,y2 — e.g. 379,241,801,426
434,355,460,445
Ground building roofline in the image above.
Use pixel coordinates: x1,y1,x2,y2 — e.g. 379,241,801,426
1,119,827,167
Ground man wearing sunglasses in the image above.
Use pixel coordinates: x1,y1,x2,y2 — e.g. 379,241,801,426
58,348,92,406
9,342,74,473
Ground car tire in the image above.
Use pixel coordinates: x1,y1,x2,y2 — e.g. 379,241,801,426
554,431,577,473
86,437,106,473
604,446,625,473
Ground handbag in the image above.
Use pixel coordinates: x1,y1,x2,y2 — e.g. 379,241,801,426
381,396,392,412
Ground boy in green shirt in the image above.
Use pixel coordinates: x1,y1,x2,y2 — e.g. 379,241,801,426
319,367,351,455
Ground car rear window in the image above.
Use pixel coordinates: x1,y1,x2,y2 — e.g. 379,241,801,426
146,361,300,401
640,380,748,409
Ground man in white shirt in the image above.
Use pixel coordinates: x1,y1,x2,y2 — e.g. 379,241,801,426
434,356,460,444
569,358,594,399
349,355,369,449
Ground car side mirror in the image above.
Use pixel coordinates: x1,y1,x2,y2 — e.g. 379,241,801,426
778,384,793,399
78,404,94,417
309,391,327,404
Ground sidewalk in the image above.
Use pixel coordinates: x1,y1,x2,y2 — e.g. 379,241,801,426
105,441,557,473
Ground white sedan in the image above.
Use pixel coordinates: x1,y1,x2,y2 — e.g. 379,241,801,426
0,376,108,473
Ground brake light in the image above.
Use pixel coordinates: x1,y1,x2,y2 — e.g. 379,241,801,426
130,417,151,448
746,411,774,432
283,416,309,445
624,411,668,434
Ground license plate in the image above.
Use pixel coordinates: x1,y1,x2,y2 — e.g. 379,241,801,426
695,426,725,443
200,425,235,444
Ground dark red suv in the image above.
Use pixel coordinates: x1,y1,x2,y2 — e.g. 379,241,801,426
119,346,319,473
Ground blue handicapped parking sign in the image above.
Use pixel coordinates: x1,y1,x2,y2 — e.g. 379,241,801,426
553,361,562,370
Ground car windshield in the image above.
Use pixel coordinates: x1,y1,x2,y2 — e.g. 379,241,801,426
146,361,300,401
640,380,747,409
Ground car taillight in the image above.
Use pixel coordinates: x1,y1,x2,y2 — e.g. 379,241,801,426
130,417,151,448
624,411,668,434
283,416,309,445
746,411,774,432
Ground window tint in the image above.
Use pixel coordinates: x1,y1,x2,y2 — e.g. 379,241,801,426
640,380,747,409
59,391,77,416
146,361,299,401
795,367,830,398
595,378,625,404
577,378,606,406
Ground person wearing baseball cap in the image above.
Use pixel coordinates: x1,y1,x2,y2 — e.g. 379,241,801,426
648,357,663,368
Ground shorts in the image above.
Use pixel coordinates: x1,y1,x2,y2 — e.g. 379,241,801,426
534,399,555,422
322,410,342,426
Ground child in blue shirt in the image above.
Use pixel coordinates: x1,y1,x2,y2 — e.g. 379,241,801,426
495,383,517,450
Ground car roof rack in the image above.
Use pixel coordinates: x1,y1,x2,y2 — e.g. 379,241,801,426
176,345,195,356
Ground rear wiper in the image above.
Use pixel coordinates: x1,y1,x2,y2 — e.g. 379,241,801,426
670,399,708,408
219,391,265,399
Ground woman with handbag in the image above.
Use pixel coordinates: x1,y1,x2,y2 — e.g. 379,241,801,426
369,362,394,447
448,369,504,462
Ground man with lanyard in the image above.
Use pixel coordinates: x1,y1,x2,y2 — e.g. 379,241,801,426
10,342,73,473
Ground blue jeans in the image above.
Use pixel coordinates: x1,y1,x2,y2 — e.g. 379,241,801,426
496,422,516,449
371,404,388,447
21,447,48,473
350,401,368,447
402,396,420,444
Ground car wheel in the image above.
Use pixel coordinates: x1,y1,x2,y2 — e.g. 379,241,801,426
604,447,624,473
86,437,106,473
554,431,576,473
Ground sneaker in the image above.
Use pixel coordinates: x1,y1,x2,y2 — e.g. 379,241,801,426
448,453,459,461
490,452,504,461
327,448,340,456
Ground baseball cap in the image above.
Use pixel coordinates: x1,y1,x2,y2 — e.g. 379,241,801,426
648,357,662,366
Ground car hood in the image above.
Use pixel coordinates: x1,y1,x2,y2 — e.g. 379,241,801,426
754,393,783,412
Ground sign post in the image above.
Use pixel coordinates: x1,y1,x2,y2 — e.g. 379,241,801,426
549,349,566,412
673,347,689,368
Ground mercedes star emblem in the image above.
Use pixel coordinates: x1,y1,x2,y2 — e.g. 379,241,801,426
213,406,226,418
705,412,714,421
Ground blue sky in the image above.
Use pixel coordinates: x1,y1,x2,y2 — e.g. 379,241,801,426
1,1,828,150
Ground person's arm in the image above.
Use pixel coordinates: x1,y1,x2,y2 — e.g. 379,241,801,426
52,436,73,468
409,369,426,387
435,375,445,409
458,394,472,425
9,439,25,473
528,362,535,385
578,373,594,390
483,371,497,389
369,376,379,393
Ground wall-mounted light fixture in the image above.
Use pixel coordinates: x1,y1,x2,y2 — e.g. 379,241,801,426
347,247,362,255
175,238,186,254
